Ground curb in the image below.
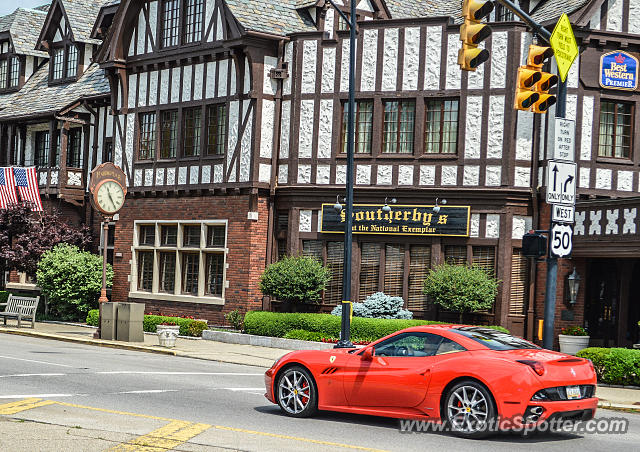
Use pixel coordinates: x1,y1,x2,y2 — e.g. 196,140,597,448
0,328,177,357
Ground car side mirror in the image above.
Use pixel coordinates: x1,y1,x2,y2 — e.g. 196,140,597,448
361,347,374,360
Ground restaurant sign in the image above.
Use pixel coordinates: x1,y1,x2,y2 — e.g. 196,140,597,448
600,51,638,91
320,204,470,237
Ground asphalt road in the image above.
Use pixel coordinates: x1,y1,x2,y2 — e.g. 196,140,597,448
0,334,638,452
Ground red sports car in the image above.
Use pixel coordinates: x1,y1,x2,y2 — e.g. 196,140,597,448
264,325,597,438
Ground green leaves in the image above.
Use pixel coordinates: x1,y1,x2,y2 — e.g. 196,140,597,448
577,347,640,386
36,244,112,321
423,263,499,315
259,256,331,304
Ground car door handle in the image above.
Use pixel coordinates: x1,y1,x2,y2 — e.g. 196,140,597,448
419,368,430,376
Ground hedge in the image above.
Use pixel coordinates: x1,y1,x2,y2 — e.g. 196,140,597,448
86,309,207,337
576,347,640,386
0,290,10,304
244,311,509,343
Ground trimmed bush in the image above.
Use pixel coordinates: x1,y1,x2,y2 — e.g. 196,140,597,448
331,292,413,320
86,309,207,337
284,329,337,342
423,263,499,323
244,311,509,343
37,244,112,321
259,255,330,304
0,291,9,304
576,347,640,386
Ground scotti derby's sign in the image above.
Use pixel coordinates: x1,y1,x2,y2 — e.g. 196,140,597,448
600,51,638,91
320,204,470,237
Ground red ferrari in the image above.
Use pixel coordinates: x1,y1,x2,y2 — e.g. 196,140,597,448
264,325,598,438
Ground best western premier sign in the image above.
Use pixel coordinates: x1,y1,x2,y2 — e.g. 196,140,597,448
600,51,638,91
320,204,470,237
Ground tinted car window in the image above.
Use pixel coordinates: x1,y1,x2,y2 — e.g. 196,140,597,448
452,327,540,350
374,332,466,357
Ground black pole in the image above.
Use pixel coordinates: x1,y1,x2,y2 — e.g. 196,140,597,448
334,0,356,349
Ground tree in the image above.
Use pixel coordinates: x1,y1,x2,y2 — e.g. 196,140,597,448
259,255,331,306
36,243,112,321
423,263,499,323
0,203,91,276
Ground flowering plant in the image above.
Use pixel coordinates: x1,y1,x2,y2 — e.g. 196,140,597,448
561,326,588,336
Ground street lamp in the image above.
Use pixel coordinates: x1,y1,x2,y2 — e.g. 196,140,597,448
566,268,581,306
382,197,396,213
325,0,357,348
432,198,447,214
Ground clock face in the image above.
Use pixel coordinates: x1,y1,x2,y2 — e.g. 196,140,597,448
95,180,125,214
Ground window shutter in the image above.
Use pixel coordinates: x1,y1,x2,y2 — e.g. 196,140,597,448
510,250,528,316
444,245,467,265
472,246,496,276
302,240,323,261
384,244,405,298
325,242,344,305
408,245,431,311
359,243,381,301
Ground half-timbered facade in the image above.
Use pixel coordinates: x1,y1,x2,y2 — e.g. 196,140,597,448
0,0,639,345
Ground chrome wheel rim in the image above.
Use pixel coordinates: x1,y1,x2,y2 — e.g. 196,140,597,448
447,386,490,433
278,370,311,414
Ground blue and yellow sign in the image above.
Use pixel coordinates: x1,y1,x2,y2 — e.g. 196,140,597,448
600,51,638,91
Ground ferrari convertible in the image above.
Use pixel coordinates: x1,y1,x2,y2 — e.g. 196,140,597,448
264,325,597,438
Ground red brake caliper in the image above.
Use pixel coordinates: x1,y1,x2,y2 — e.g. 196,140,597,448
301,382,309,404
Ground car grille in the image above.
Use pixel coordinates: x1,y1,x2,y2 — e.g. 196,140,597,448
531,385,595,401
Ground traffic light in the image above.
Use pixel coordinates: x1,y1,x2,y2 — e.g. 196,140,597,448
522,232,547,259
514,44,559,113
458,0,494,71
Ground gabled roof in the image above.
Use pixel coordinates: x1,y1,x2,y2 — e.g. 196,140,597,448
530,0,593,23
385,0,460,20
61,0,115,44
0,63,110,120
225,0,316,36
0,8,48,57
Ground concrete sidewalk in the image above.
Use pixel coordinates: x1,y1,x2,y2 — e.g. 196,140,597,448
0,321,290,368
0,320,638,412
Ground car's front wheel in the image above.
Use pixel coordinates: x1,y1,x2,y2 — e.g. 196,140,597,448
445,380,496,439
276,365,318,418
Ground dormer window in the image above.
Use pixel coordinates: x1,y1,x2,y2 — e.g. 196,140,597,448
160,0,204,48
0,55,21,91
50,43,79,82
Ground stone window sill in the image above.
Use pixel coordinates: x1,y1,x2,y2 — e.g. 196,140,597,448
128,291,224,305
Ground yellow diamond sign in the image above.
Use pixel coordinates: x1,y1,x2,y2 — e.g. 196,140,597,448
550,14,579,82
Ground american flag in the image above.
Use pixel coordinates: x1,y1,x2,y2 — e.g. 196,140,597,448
0,167,18,209
14,167,43,212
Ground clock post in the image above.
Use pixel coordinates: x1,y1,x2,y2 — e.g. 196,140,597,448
89,163,127,339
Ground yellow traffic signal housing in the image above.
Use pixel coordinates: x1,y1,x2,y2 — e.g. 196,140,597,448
532,93,557,114
515,44,559,113
515,67,541,111
459,0,494,71
527,45,555,68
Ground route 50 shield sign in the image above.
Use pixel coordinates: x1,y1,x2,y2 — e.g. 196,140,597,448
550,224,573,257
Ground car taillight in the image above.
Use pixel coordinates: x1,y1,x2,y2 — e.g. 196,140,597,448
517,359,545,376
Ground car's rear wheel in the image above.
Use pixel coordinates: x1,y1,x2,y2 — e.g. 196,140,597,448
276,366,317,418
445,380,496,439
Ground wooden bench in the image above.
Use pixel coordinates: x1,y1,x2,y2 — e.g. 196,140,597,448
0,295,39,328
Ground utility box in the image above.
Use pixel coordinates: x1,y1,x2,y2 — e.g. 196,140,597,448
116,302,145,342
100,302,119,340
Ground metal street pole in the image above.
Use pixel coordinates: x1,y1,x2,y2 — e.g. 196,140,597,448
496,0,567,350
94,218,111,339
326,0,356,348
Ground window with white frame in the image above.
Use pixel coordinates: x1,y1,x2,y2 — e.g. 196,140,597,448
131,221,227,301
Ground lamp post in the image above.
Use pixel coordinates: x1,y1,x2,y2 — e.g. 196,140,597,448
325,0,356,348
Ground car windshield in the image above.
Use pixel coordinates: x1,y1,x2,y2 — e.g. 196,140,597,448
451,327,540,350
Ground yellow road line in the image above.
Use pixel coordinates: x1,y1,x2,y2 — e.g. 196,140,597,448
107,420,211,452
213,425,389,452
54,401,175,422
0,398,56,415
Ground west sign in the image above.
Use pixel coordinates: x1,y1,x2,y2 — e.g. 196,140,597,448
320,204,470,237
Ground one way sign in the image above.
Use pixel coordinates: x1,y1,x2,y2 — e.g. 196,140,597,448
546,160,577,206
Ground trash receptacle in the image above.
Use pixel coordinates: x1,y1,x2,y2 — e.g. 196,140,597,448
116,302,145,342
100,302,119,340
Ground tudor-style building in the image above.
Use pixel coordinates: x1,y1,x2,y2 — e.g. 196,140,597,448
0,0,639,347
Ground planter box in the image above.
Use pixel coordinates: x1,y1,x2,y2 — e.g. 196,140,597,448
558,334,590,355
157,325,180,348
202,330,335,350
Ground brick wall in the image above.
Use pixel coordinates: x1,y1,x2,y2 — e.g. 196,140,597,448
533,202,586,349
110,194,269,325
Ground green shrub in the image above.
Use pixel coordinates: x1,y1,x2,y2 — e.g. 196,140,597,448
284,329,337,342
259,256,330,304
576,347,640,386
85,309,206,337
187,320,208,337
423,263,499,323
225,309,244,330
86,309,99,326
36,244,112,321
243,311,509,343
0,291,9,304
